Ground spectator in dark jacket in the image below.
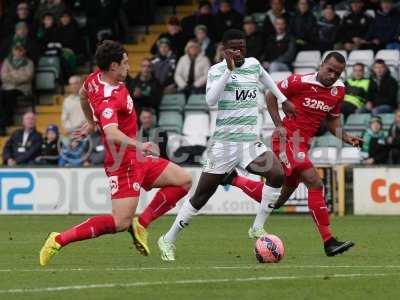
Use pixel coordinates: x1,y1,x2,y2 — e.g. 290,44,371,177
35,0,67,21
151,16,188,59
262,17,296,72
339,0,372,51
243,15,263,60
2,112,43,166
214,0,243,41
387,109,400,163
181,1,216,41
1,2,35,39
263,0,291,37
151,38,177,94
194,25,215,63
362,0,400,51
138,108,168,159
317,6,341,52
358,60,398,114
34,124,59,165
56,10,82,55
342,63,371,119
126,58,162,113
36,13,59,51
0,21,40,63
290,0,318,51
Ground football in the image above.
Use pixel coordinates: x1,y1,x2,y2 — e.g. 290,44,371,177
254,234,285,263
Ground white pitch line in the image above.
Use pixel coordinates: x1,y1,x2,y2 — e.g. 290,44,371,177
2,265,400,273
0,273,397,294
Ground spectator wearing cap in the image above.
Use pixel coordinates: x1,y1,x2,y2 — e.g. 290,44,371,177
61,75,86,134
358,60,398,114
290,0,318,51
0,44,34,136
194,25,215,63
342,63,371,120
263,0,291,37
125,58,162,113
2,112,43,166
243,15,263,60
338,0,372,51
151,16,188,59
35,124,60,165
0,2,35,39
174,40,210,97
181,1,216,41
317,5,341,52
362,0,400,51
362,116,389,164
151,38,177,94
262,17,296,72
214,0,243,41
0,22,40,62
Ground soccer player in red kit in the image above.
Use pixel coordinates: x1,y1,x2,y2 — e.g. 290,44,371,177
39,40,192,266
222,52,361,256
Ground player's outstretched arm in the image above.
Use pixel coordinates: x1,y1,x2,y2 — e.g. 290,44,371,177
205,68,231,106
260,68,287,104
326,115,363,147
266,91,283,127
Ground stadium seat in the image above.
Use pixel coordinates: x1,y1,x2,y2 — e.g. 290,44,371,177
388,66,399,80
159,94,185,112
185,94,208,111
293,51,321,68
375,49,400,66
378,113,395,130
35,71,57,91
335,10,347,19
158,111,183,133
365,9,375,18
339,147,363,164
310,147,338,164
347,50,374,66
269,71,292,82
313,133,343,148
38,56,61,79
344,114,372,131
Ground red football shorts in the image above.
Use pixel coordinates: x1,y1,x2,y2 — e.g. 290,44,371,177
272,132,314,188
105,157,169,199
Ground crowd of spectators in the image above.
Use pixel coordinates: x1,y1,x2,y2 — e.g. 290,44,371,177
2,0,400,167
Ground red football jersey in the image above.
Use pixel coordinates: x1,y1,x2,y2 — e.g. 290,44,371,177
83,70,137,168
278,73,345,144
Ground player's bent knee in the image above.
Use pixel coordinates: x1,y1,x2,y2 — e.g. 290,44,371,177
268,172,284,188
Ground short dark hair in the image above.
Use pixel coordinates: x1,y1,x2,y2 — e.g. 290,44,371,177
323,51,346,64
222,29,245,44
353,62,365,69
374,59,386,66
140,107,155,115
95,40,126,71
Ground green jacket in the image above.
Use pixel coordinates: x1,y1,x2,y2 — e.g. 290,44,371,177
361,128,386,153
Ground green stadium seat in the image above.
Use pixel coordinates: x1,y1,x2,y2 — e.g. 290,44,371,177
38,56,61,79
312,133,343,148
35,71,57,91
159,94,185,112
185,94,207,111
378,113,395,130
158,111,183,134
344,114,371,131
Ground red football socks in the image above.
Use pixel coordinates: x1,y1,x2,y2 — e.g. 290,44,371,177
55,215,116,247
231,176,263,203
138,186,188,228
308,187,332,242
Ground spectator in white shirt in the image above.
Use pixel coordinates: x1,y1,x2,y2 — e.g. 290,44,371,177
61,75,86,134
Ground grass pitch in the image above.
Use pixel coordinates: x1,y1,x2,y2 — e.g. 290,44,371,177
0,215,399,300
